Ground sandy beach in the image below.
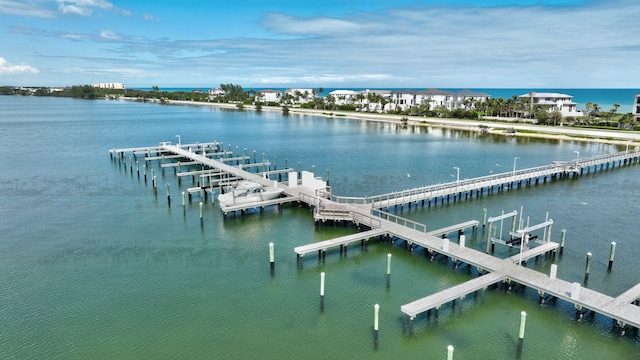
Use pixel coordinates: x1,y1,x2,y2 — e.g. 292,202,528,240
158,99,639,147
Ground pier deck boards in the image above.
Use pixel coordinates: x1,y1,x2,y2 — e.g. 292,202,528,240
426,220,479,237
615,283,640,304
508,242,559,264
401,272,506,318
294,228,388,256
219,196,298,214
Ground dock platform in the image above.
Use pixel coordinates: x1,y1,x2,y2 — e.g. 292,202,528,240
401,272,506,318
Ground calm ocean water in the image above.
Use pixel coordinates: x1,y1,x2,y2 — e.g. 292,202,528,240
0,96,639,359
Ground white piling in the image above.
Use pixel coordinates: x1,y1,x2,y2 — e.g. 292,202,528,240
459,234,466,248
517,311,526,353
199,201,203,226
374,304,379,345
386,253,392,288
320,272,325,311
269,242,275,275
549,264,558,279
447,345,454,360
571,282,581,300
608,242,616,271
442,238,450,252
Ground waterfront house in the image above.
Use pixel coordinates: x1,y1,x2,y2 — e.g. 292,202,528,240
356,89,391,112
634,94,640,122
208,88,226,99
518,92,583,117
284,88,315,104
327,90,357,106
255,89,282,103
91,82,125,90
389,89,490,112
451,89,491,110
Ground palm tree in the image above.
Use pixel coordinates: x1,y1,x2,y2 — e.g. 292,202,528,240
610,103,620,126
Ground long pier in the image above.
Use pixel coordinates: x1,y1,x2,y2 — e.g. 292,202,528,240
331,149,640,210
111,141,640,337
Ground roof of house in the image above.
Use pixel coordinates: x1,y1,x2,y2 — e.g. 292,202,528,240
519,92,573,99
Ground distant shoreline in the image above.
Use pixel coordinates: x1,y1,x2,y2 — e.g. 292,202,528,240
138,98,640,147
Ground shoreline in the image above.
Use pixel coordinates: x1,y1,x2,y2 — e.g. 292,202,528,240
136,98,639,147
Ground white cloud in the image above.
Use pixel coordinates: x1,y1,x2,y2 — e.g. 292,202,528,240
143,14,158,21
262,13,362,36
0,0,56,18
57,0,117,16
100,30,120,40
0,57,39,76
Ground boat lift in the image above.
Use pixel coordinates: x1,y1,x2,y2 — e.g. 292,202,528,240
485,208,554,262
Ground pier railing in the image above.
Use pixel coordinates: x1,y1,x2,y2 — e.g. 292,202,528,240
366,149,640,208
371,209,427,233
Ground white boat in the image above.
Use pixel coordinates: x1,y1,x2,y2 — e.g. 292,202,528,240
217,180,284,207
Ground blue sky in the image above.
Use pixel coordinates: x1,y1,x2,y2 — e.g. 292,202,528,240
0,0,639,88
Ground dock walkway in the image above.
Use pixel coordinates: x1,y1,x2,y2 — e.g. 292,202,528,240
111,141,640,333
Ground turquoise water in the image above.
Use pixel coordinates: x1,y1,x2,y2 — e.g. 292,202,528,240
0,96,639,359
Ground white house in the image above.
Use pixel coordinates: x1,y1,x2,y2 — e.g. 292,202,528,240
284,88,315,104
388,89,489,112
518,92,583,117
356,89,391,112
450,89,491,110
208,88,226,99
255,89,282,103
633,94,640,122
91,82,125,90
327,90,357,106
388,90,423,111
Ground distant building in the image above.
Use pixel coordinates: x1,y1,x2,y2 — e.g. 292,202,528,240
518,92,583,117
255,89,282,103
388,89,490,112
284,88,315,104
91,83,125,90
633,94,640,122
327,90,357,106
208,88,226,99
356,89,391,112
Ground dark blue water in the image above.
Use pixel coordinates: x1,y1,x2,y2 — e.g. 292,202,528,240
0,96,638,359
